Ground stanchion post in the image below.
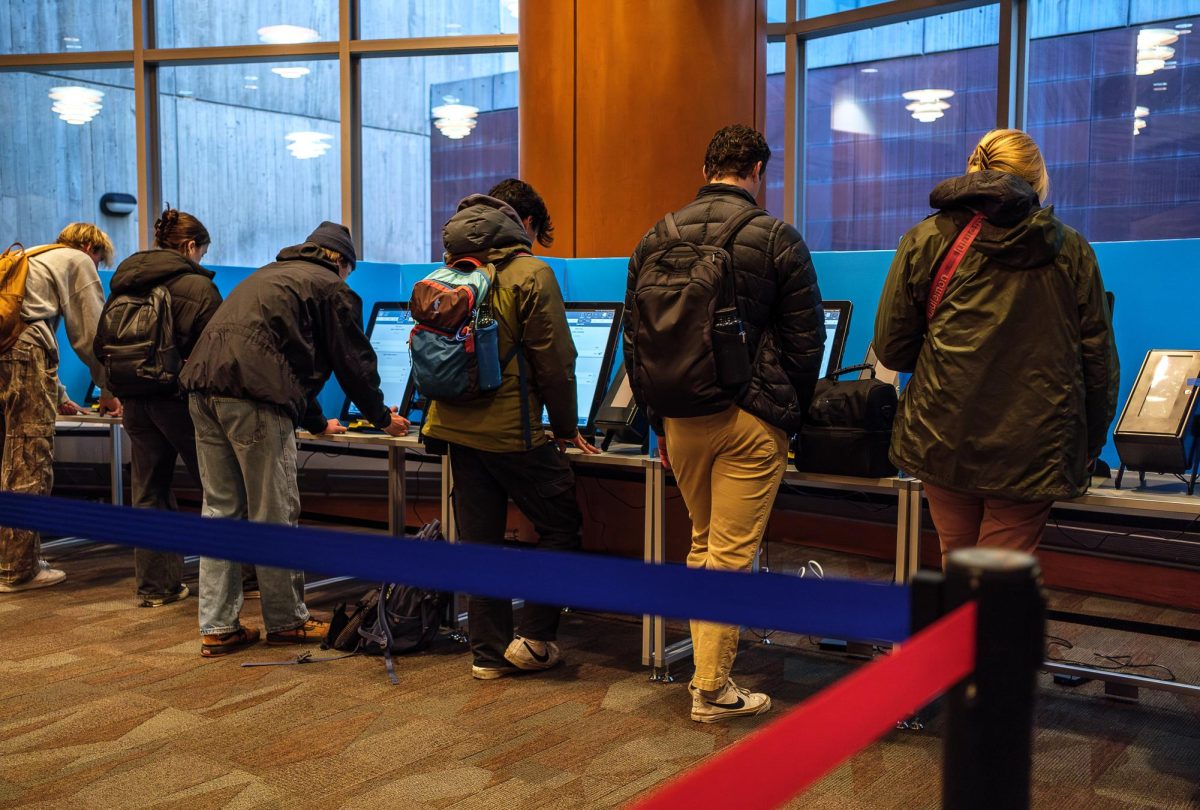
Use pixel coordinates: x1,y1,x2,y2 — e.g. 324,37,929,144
942,548,1045,810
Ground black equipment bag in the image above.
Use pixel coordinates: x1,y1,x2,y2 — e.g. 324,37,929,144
93,285,182,397
323,520,449,684
628,206,764,419
794,364,898,478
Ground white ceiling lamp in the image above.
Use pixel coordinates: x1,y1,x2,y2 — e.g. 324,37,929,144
1136,28,1178,76
48,86,104,125
1134,105,1149,136
902,88,954,123
257,24,320,45
432,96,479,139
285,131,333,159
271,66,311,79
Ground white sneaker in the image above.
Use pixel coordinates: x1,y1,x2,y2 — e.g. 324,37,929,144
0,561,66,593
689,679,771,723
503,636,562,671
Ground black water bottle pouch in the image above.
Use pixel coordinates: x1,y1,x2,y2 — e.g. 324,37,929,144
712,306,752,387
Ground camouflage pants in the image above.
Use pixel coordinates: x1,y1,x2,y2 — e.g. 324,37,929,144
0,342,56,585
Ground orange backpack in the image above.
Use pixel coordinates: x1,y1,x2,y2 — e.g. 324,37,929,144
0,243,64,354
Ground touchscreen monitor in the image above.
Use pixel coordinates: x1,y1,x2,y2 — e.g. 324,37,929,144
342,302,415,423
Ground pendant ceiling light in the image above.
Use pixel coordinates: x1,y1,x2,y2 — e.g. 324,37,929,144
271,66,311,79
257,25,320,45
432,96,480,139
48,86,104,125
1136,28,1178,76
286,131,333,159
1134,105,1150,135
902,88,954,123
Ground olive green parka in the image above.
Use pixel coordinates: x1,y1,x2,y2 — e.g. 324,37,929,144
874,170,1119,502
422,195,579,453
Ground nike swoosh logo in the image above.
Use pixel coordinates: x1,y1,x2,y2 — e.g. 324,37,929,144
707,695,745,710
524,641,550,663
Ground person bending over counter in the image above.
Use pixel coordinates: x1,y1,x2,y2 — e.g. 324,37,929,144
180,221,407,658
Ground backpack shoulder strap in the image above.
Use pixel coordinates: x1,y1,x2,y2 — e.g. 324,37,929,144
709,206,765,249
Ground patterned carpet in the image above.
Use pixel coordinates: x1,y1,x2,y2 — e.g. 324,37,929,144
0,539,1197,809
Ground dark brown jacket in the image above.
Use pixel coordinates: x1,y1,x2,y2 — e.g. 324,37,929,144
422,195,578,452
875,170,1120,501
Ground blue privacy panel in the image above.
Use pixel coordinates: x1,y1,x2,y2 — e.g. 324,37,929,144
58,239,1200,466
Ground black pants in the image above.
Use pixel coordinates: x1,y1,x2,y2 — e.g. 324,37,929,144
449,441,583,667
123,396,201,598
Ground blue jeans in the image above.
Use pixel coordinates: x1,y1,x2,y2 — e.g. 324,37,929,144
189,394,308,636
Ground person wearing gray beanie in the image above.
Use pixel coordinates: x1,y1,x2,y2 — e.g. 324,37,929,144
179,222,405,658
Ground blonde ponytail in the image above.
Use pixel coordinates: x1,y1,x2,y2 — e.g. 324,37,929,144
967,129,1050,202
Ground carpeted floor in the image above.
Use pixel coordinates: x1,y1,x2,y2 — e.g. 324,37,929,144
0,538,1197,809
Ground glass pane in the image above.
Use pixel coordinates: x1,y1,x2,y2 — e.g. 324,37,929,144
0,1,132,53
803,6,999,250
159,61,340,267
768,0,789,24
1028,2,1200,240
765,40,787,219
361,53,519,263
360,0,519,39
0,68,138,257
154,0,337,49
804,0,894,19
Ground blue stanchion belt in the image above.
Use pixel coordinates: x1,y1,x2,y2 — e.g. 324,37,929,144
0,492,910,642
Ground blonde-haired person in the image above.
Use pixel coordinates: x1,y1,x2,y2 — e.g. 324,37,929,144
53,222,117,415
874,129,1120,567
0,223,121,592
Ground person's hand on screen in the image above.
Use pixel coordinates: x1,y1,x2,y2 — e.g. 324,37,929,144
322,418,347,435
58,399,87,416
557,431,600,455
383,408,410,437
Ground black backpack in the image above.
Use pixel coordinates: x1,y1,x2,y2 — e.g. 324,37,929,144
94,285,182,397
323,520,449,684
793,364,899,478
629,206,765,419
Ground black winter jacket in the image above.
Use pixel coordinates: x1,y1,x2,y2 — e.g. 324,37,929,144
103,249,222,363
875,171,1120,501
179,243,391,433
625,184,825,433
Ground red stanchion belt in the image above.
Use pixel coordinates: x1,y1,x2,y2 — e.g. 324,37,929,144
631,601,978,810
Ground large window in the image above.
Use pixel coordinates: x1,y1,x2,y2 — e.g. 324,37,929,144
0,1,132,53
0,68,137,259
802,6,999,250
1027,3,1200,240
360,0,519,39
361,53,518,263
159,60,341,267
765,40,787,219
154,1,338,49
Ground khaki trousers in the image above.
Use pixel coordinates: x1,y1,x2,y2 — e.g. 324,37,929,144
664,405,787,691
924,482,1053,571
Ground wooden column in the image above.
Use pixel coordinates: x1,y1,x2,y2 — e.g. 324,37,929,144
520,0,766,258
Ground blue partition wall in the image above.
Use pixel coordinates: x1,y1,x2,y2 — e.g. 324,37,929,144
59,239,1199,464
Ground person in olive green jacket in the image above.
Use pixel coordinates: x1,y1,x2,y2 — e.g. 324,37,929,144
874,129,1119,568
423,189,597,680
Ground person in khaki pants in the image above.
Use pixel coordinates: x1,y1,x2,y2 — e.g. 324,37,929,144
626,125,825,722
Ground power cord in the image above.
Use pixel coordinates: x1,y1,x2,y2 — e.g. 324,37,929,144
1045,635,1177,681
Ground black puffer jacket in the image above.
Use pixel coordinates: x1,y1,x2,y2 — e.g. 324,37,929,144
102,249,221,363
875,171,1119,501
625,184,825,433
179,243,391,433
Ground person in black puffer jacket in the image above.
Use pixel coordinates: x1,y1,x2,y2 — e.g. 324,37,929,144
625,125,825,723
96,207,221,608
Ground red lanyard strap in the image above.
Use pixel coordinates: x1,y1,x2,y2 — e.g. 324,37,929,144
926,212,985,323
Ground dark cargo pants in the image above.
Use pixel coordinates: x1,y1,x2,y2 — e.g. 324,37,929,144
0,342,56,586
448,441,583,668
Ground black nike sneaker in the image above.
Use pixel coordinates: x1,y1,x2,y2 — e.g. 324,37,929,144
503,636,562,672
689,679,771,723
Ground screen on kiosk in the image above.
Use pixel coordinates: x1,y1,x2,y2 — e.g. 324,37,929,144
347,307,415,419
542,308,618,428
